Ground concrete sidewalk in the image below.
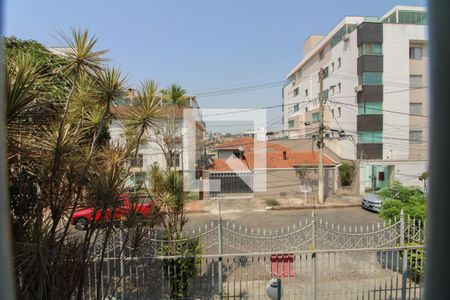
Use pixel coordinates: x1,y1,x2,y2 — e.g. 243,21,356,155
184,193,362,214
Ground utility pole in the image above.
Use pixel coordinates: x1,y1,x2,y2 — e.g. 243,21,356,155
317,68,325,204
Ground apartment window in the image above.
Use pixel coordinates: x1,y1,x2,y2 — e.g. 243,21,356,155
410,75,423,88
358,131,382,143
288,119,295,128
358,42,383,57
305,107,308,113
305,89,308,97
331,62,335,72
174,153,180,168
337,83,341,93
398,10,427,25
319,50,324,61
293,87,299,96
312,112,320,122
410,102,423,115
331,109,335,117
360,72,383,85
409,130,423,142
338,107,341,117
132,154,144,168
329,86,335,96
409,47,423,60
358,102,382,115
338,58,341,68
292,104,299,112
323,67,329,78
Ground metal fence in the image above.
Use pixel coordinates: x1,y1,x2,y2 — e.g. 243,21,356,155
85,211,425,300
209,172,253,196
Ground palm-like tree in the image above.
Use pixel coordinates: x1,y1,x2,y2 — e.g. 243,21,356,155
127,80,162,165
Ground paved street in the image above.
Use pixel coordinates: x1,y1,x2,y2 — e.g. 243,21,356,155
185,207,382,230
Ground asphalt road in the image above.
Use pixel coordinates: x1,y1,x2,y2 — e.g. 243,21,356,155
184,207,382,230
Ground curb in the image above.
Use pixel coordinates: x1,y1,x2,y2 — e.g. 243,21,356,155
270,203,361,211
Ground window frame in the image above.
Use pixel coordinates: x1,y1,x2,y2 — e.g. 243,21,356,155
288,119,295,128
409,102,423,115
410,75,424,88
312,112,320,123
409,130,423,142
358,131,383,144
360,72,383,86
409,47,423,60
358,102,383,115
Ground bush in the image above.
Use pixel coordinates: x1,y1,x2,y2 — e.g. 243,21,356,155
160,237,201,298
378,181,426,222
338,161,355,186
263,198,279,206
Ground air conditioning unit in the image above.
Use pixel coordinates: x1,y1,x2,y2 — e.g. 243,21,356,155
343,33,350,41
354,85,363,93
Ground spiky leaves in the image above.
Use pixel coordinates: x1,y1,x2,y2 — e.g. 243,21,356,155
160,83,187,108
127,80,162,161
58,28,108,76
5,53,45,122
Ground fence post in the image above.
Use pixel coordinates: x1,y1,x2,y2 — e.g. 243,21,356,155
218,209,223,299
120,229,125,300
311,211,317,300
400,209,407,300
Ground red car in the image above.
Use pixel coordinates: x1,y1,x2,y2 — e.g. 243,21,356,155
70,194,154,230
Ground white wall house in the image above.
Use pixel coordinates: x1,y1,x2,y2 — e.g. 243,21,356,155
282,6,429,193
109,95,206,188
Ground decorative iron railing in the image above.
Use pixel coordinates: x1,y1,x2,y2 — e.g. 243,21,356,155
85,211,425,300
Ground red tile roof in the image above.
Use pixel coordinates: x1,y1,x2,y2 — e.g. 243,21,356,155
214,137,289,152
208,158,250,172
245,151,335,169
209,138,336,172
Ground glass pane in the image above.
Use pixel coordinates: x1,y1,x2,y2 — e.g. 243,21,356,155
409,130,422,141
410,75,423,88
358,131,382,143
410,103,423,114
373,43,382,55
359,102,382,114
312,113,320,122
363,72,382,85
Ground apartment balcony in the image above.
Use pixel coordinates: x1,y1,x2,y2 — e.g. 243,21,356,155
357,85,383,102
357,143,383,159
357,114,383,131
357,55,383,73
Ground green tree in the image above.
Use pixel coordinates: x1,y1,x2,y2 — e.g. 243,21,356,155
149,165,201,298
338,161,355,186
378,181,427,222
4,31,144,300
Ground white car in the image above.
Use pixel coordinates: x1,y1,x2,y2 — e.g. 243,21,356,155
361,191,383,212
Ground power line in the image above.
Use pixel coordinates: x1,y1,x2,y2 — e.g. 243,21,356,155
327,98,429,118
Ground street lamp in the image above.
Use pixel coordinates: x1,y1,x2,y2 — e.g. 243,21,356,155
266,275,282,300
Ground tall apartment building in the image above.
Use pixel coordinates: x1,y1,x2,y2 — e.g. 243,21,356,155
282,6,428,192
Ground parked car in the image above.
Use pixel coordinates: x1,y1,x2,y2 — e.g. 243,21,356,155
361,191,383,212
70,194,154,230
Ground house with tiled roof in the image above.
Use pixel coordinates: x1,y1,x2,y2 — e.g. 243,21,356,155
206,138,339,201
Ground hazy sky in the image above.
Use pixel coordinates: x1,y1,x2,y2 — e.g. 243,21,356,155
5,0,426,132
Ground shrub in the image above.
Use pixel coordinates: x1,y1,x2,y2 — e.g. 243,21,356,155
338,161,355,186
264,198,279,206
378,181,426,222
